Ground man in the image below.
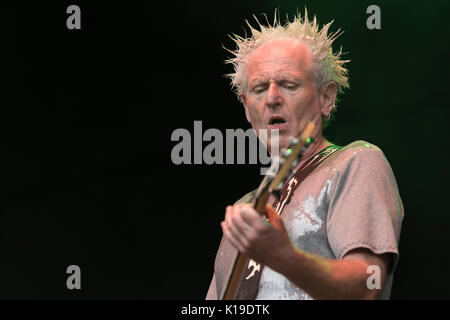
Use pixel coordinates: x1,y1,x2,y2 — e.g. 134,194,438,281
206,10,403,300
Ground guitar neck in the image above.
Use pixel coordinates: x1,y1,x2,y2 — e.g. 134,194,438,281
220,122,315,300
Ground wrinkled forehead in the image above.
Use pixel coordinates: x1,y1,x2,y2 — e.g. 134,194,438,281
246,38,314,80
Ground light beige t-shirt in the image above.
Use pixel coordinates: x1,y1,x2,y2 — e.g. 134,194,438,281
206,140,404,300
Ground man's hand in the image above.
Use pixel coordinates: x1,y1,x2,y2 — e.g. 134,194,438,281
220,203,294,271
220,203,392,299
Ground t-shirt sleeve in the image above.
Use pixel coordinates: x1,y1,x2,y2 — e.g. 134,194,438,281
326,146,404,272
205,273,217,300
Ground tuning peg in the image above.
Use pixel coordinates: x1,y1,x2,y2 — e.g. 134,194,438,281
289,137,299,146
306,137,315,145
282,148,293,158
288,137,299,146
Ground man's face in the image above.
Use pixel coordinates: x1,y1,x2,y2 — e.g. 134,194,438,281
241,38,325,151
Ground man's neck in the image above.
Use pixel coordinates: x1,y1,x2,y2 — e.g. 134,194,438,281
295,135,332,168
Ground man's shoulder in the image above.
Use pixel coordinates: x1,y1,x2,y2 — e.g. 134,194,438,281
234,141,389,204
328,140,391,172
332,140,385,162
339,140,382,153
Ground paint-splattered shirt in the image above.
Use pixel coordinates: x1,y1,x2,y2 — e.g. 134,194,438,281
206,140,404,300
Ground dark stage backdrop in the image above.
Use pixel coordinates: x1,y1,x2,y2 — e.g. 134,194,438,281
2,0,449,299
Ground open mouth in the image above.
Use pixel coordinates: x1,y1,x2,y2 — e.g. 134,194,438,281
269,116,287,126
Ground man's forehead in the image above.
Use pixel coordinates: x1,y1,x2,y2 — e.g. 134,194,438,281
247,38,313,78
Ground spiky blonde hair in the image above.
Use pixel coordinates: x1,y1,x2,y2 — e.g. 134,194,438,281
224,9,350,103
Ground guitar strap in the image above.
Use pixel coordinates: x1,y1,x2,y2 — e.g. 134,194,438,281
233,145,342,300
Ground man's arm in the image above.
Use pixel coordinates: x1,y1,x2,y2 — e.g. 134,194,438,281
221,204,391,300
280,247,391,300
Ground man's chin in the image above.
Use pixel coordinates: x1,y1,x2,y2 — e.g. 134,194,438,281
267,136,289,154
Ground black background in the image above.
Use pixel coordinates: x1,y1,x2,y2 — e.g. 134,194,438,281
1,0,450,299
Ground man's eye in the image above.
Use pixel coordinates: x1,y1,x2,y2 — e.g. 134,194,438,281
284,83,298,90
253,86,266,93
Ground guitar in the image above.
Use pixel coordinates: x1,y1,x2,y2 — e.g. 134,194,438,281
221,121,316,300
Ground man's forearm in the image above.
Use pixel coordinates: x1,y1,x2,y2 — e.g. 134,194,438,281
273,248,378,300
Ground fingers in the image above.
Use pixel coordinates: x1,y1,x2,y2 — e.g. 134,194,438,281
240,205,268,229
222,205,250,251
225,204,250,238
221,203,292,267
221,204,280,253
221,220,245,252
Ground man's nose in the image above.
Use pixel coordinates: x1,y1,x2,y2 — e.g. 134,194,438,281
266,82,283,108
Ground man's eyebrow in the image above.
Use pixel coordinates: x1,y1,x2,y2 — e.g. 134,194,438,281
276,73,303,82
249,73,303,86
249,77,269,86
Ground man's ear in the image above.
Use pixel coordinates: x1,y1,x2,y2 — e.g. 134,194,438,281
240,93,252,123
319,82,337,116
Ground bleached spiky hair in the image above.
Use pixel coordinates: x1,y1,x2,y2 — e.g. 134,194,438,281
224,9,350,106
